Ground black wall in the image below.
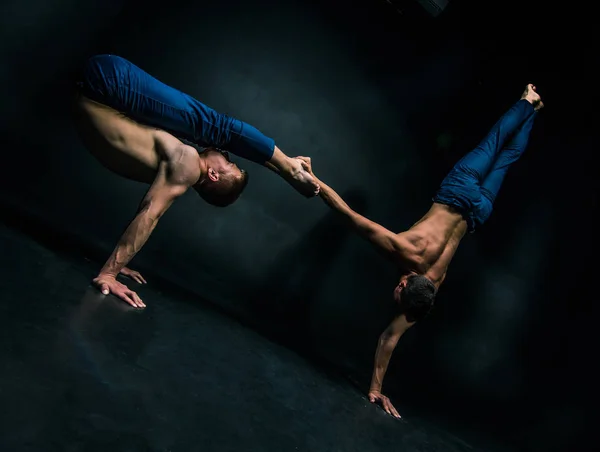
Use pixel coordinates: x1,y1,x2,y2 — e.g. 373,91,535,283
1,0,595,449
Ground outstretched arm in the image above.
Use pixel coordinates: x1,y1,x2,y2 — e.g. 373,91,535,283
315,178,414,262
93,153,196,308
295,156,423,267
368,314,415,418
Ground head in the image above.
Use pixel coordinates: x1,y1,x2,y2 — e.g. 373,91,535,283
196,148,249,207
393,273,436,323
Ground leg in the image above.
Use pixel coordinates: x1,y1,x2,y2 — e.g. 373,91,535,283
72,94,161,185
474,89,542,227
79,55,319,196
452,97,536,183
480,112,537,203
79,55,227,147
433,84,542,231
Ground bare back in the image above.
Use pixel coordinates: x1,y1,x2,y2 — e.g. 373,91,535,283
396,203,468,287
73,94,198,185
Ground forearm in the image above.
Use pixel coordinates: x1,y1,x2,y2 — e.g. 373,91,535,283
318,180,390,250
264,161,280,174
317,180,354,218
369,335,400,393
99,206,160,277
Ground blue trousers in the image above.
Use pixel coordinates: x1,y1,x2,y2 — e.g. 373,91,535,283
433,99,537,231
77,55,275,164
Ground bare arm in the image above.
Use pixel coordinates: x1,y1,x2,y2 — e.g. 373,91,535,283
368,314,415,418
316,178,417,262
94,146,199,307
370,315,413,394
98,162,187,277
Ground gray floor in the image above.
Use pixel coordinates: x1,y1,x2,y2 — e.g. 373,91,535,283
0,220,504,452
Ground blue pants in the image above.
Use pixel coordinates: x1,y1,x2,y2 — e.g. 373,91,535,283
77,55,275,164
433,99,537,231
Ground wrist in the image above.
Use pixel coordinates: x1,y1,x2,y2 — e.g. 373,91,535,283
278,156,297,174
98,269,118,279
100,258,123,278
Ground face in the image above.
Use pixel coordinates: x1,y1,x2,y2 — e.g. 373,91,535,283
205,149,242,182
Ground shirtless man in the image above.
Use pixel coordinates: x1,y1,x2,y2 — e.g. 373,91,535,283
74,54,319,308
307,84,543,418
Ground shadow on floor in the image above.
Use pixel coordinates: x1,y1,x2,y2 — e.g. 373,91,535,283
246,189,368,352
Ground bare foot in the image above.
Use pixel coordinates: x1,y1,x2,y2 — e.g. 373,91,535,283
521,84,544,111
282,157,320,197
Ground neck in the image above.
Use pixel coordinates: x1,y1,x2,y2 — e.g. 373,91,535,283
193,156,209,191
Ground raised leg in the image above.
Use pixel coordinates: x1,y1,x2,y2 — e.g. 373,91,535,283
433,84,543,231
452,97,536,183
480,111,537,203
473,86,542,226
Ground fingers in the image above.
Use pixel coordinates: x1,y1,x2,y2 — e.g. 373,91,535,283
118,290,145,308
131,272,147,284
122,288,145,308
296,156,312,171
387,401,401,419
120,291,138,308
97,280,146,308
131,290,146,308
370,394,401,419
382,398,401,419
382,399,393,416
122,268,147,284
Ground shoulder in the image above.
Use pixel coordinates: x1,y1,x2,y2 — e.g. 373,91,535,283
154,133,201,186
393,231,428,272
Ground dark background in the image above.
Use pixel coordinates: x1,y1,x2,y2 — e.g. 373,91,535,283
0,0,595,449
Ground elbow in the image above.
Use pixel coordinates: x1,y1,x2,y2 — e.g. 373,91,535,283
379,332,397,346
380,330,402,347
139,198,166,222
379,331,393,342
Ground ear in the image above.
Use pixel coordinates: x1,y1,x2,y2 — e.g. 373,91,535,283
393,283,403,298
398,280,408,289
207,167,219,182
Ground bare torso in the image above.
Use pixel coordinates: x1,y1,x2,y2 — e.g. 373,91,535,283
396,203,468,288
75,94,466,292
73,94,200,185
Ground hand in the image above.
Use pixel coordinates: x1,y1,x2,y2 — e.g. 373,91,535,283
282,156,320,197
119,267,147,285
368,391,401,419
92,273,146,308
296,156,322,188
296,156,313,174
